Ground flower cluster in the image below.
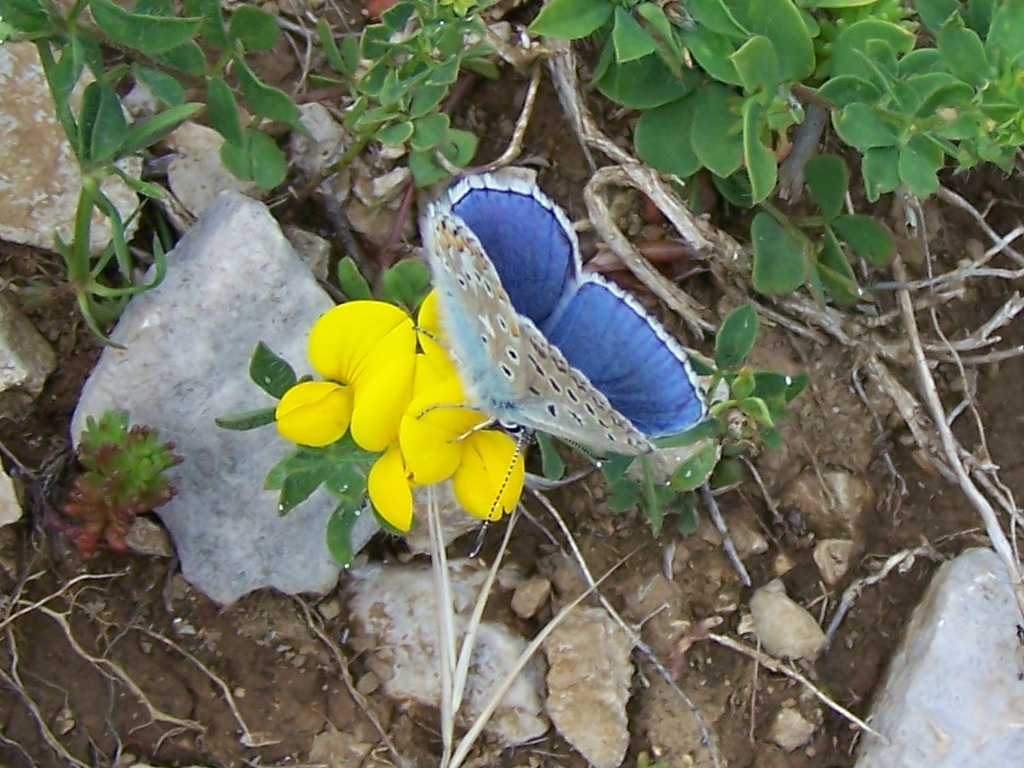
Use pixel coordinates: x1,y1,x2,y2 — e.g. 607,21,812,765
274,293,524,532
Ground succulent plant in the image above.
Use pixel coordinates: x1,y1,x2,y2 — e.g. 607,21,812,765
60,411,182,558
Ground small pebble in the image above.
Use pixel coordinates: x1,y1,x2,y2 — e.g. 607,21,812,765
749,579,826,661
511,576,552,619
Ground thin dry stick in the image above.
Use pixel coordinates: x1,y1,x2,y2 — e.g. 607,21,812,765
446,557,625,768
132,626,277,747
824,545,941,641
427,487,459,766
701,483,751,587
893,256,1024,617
33,605,202,733
0,570,127,631
530,488,724,768
0,634,92,768
706,633,884,740
466,64,542,174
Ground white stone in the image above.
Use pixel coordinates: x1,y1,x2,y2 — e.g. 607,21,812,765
544,606,633,768
0,292,56,418
73,192,378,604
0,42,141,253
347,561,547,746
124,516,175,558
511,576,552,619
289,102,349,179
813,539,854,585
749,579,826,661
0,468,22,527
780,469,874,537
165,122,263,219
855,548,1024,768
769,707,816,752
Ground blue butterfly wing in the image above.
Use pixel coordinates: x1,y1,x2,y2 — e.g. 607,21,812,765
543,279,704,436
449,182,577,328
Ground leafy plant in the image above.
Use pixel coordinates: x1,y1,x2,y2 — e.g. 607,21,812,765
314,0,496,186
58,410,182,558
529,0,1024,303
2,0,308,337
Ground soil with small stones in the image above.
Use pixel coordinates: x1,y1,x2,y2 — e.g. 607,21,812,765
2,4,1021,767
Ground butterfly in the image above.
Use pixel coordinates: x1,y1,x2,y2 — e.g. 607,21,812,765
420,168,705,456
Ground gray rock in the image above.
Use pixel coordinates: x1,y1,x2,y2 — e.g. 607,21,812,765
511,576,552,619
0,293,56,419
780,469,874,537
165,122,263,220
855,548,1024,768
347,561,547,746
769,707,816,752
283,226,331,281
0,467,22,528
813,539,854,585
749,579,826,661
544,607,633,768
0,42,140,253
124,517,175,558
73,192,378,604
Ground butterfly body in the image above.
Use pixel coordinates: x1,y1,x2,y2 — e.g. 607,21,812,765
421,169,705,456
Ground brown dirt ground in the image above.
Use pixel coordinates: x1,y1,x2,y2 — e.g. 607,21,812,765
2,4,1022,767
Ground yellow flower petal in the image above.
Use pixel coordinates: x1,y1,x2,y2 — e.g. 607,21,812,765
308,301,416,386
399,377,487,485
275,381,352,447
368,445,414,532
350,352,417,452
452,430,525,521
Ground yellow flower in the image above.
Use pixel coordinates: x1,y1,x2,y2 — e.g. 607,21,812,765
275,381,353,447
367,373,525,529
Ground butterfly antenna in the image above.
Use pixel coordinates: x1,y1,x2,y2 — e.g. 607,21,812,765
484,427,528,523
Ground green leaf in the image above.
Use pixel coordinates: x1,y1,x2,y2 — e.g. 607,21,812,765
828,19,915,79
986,3,1024,64
229,6,279,51
316,19,354,77
741,99,776,204
278,470,322,515
336,257,373,300
326,505,362,566
751,212,807,294
937,14,990,86
690,84,743,178
131,65,184,107
611,6,656,62
681,27,742,85
737,397,773,426
739,0,814,82
674,497,699,535
833,102,898,150
816,75,881,105
730,35,779,92
410,84,447,118
715,304,758,369
804,154,848,221
215,406,278,431
915,0,960,33
751,372,790,400
831,214,894,267
438,127,477,166
409,149,447,187
411,113,449,151
90,0,202,55
234,56,301,125
654,418,720,448
79,81,128,162
528,0,614,39
634,96,702,178
220,138,252,182
606,478,643,512
249,341,297,398
668,442,720,491
378,121,414,145
183,0,229,48
817,228,862,305
2,0,50,33
249,131,288,189
600,453,636,483
861,146,900,201
595,53,697,109
730,369,756,400
206,76,243,145
897,48,943,77
151,41,207,77
535,432,566,481
121,101,202,154
897,135,944,198
379,259,431,309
